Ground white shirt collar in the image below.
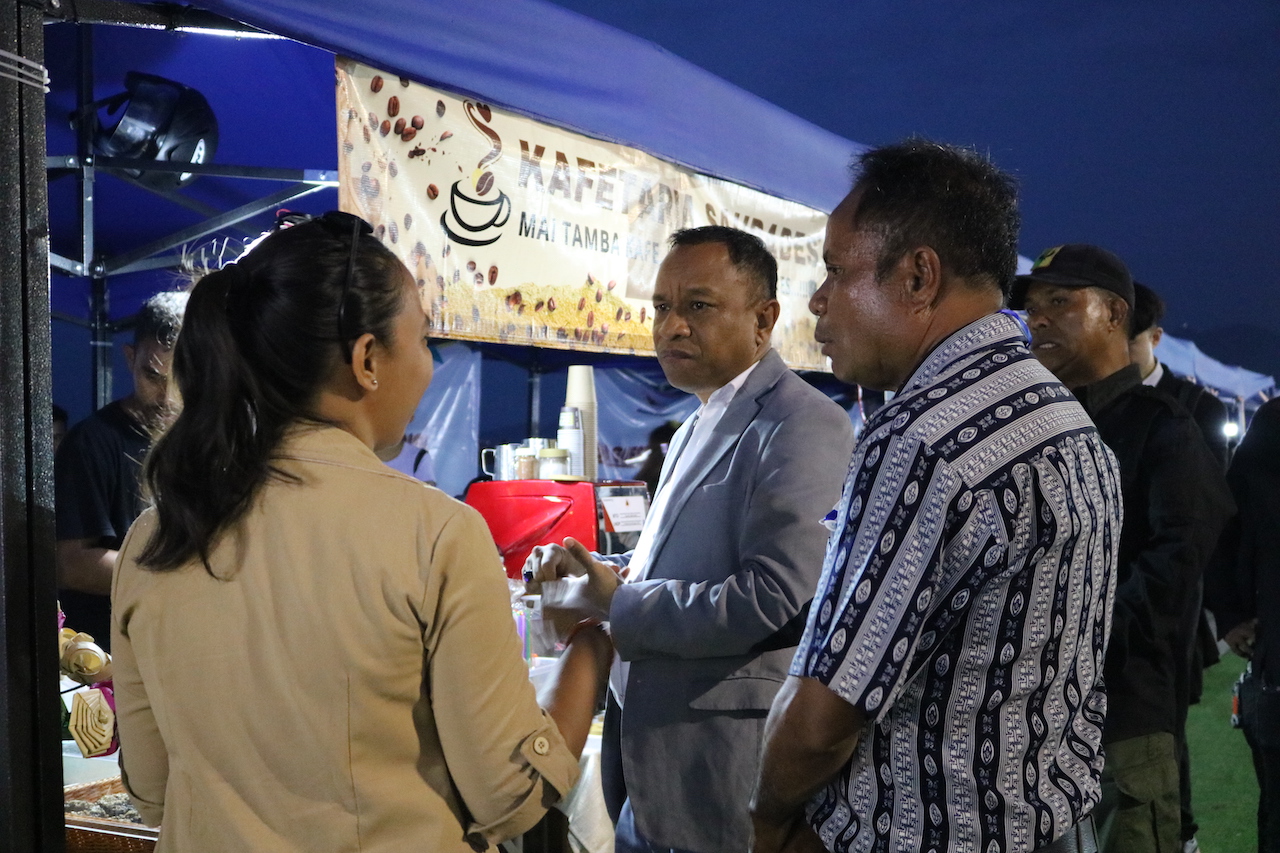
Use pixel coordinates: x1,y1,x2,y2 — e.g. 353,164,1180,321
700,356,764,413
1142,361,1165,387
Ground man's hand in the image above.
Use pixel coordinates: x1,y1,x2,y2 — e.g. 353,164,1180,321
750,676,864,853
1225,618,1258,659
753,816,828,853
523,537,622,626
522,541,591,593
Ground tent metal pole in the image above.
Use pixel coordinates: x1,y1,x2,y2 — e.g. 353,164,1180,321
52,310,91,328
0,0,66,846
45,0,274,37
94,156,339,184
50,251,86,276
90,274,112,409
73,24,114,411
101,180,332,275
107,174,260,240
528,366,542,437
76,27,94,272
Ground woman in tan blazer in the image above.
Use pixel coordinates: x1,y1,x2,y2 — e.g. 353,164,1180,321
111,212,610,852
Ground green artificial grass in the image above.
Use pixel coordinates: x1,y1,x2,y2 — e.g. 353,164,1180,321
1187,652,1259,852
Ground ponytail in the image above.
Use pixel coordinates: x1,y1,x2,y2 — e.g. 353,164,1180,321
138,215,404,573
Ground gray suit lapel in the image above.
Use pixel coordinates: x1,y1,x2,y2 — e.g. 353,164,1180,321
637,350,789,580
655,417,696,492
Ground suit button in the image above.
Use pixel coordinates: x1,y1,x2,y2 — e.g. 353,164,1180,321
533,736,550,755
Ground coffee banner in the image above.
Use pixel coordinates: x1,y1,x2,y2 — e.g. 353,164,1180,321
336,58,830,370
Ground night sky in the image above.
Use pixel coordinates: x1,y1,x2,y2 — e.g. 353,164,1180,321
550,1,1280,381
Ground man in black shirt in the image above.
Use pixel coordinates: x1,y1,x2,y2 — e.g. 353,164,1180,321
1013,244,1234,853
1128,279,1230,851
56,291,187,648
1128,281,1231,469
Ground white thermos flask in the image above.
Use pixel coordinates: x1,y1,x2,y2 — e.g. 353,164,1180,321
557,406,585,478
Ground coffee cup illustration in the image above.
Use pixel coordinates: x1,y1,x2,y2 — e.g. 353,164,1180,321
441,180,512,246
440,101,511,247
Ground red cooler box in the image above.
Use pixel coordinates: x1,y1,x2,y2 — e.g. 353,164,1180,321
465,480,649,579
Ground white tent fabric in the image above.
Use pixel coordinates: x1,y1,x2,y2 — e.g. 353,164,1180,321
1156,334,1275,401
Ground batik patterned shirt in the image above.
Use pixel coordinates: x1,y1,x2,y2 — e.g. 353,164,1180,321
793,313,1122,853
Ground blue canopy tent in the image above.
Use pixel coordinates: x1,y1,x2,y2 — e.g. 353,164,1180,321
187,0,865,212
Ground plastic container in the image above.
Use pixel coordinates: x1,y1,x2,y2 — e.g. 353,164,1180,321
538,447,570,479
513,448,538,480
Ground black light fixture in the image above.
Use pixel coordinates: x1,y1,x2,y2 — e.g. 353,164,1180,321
90,72,219,189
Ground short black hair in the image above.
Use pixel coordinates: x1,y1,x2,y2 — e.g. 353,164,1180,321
52,404,68,426
669,225,778,302
134,290,189,348
1130,281,1166,339
848,138,1020,297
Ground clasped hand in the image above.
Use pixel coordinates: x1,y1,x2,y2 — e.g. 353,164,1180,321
522,538,622,627
1225,618,1259,659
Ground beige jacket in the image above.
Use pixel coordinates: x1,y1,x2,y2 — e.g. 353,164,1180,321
112,426,578,852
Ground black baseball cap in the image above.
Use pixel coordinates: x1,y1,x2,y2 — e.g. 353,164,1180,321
1008,244,1134,310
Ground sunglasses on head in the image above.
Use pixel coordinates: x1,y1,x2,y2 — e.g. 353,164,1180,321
274,210,374,350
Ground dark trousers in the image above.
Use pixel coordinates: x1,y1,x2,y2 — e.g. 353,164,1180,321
1095,732,1181,853
1246,739,1280,853
1175,591,1214,842
1241,669,1280,853
1176,731,1195,842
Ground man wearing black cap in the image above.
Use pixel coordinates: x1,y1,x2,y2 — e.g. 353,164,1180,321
1013,244,1234,853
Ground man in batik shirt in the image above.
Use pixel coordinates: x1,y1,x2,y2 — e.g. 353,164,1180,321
751,140,1123,853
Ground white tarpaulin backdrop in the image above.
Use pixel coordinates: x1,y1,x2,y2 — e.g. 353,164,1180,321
337,60,831,369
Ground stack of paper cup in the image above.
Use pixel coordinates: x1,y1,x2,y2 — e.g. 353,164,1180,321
564,365,597,481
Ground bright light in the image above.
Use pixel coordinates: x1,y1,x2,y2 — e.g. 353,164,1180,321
174,26,285,40
1223,422,1240,438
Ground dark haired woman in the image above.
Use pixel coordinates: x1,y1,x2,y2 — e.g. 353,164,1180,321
110,213,611,851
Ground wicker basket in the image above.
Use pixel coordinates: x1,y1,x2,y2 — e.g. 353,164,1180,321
64,776,159,853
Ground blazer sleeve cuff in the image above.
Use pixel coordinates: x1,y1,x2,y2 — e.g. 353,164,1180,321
607,581,647,660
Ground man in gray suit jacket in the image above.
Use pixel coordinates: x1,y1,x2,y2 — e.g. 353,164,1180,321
526,226,854,853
